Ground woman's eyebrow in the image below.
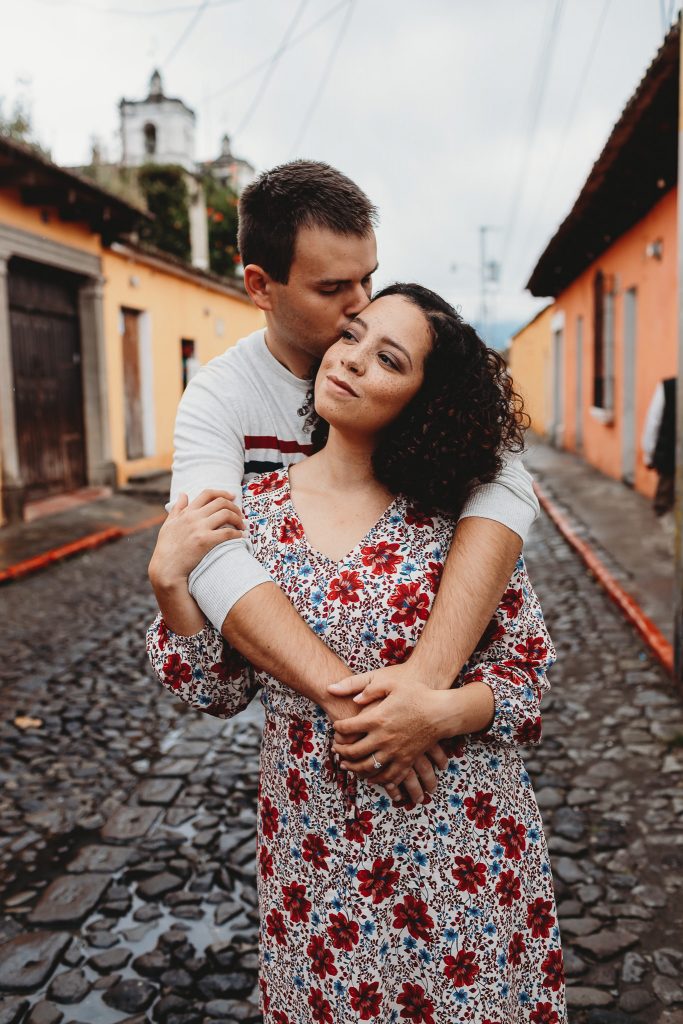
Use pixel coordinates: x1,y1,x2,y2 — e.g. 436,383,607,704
352,318,412,367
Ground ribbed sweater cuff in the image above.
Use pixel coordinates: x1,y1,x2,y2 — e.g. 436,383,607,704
458,483,537,543
189,546,273,631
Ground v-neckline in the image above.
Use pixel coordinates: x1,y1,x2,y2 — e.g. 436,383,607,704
284,470,402,567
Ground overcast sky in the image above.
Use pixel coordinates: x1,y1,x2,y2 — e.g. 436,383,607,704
0,0,680,342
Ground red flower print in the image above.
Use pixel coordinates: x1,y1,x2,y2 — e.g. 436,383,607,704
476,617,506,650
260,795,279,840
327,569,364,604
288,716,314,758
345,809,373,843
508,931,526,966
404,509,434,528
441,736,466,759
259,845,274,879
361,540,403,575
357,856,400,904
500,586,523,618
286,766,309,803
392,894,434,942
530,1003,560,1024
162,653,192,690
302,832,330,871
388,582,430,626
495,869,521,906
308,987,333,1024
327,911,359,950
279,515,304,543
273,1013,290,1024
425,560,443,593
452,855,487,894
497,815,526,860
396,981,435,1023
265,907,287,946
156,618,170,651
307,935,337,979
527,898,556,939
541,948,565,992
349,980,383,1019
259,977,270,1012
443,948,480,987
491,664,518,682
463,790,497,829
513,636,548,665
515,716,542,744
248,470,282,495
379,636,414,665
282,880,311,924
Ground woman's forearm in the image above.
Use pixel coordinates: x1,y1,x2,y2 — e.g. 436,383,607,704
151,575,206,636
432,681,495,740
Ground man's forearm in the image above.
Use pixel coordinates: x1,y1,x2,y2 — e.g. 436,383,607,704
413,517,522,688
222,581,355,720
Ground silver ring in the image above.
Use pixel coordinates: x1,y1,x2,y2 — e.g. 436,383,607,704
371,754,383,771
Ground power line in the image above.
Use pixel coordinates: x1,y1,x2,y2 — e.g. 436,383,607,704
500,0,565,270
29,0,240,16
232,0,310,139
163,0,210,66
203,0,349,103
519,0,611,261
288,0,355,156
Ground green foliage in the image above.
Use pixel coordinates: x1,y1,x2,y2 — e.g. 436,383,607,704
0,96,50,158
204,175,240,278
137,163,191,262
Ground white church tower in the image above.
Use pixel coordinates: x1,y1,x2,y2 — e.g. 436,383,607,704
119,70,196,173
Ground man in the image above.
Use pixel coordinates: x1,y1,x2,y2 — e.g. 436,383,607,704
165,160,539,802
642,376,676,517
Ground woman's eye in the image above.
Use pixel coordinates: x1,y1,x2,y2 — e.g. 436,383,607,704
340,330,358,342
378,352,399,369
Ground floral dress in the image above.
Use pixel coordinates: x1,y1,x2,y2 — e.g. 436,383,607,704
147,469,566,1024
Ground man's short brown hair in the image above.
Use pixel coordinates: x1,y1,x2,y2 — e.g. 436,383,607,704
238,160,378,284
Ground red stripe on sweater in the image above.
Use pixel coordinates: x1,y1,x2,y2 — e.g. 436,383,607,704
244,435,314,455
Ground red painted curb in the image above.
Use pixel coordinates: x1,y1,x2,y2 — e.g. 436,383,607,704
0,512,166,584
534,481,674,675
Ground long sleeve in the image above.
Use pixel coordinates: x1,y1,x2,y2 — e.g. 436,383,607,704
170,350,274,630
457,556,555,747
458,452,539,542
146,613,259,719
641,382,665,467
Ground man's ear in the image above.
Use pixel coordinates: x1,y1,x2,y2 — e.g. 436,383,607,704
243,264,274,311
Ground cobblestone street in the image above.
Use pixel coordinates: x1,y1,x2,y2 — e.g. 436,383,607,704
1,512,683,1024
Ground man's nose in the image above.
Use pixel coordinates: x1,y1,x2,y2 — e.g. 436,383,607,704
343,282,371,317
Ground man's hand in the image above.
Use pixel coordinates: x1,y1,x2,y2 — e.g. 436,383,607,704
328,664,450,801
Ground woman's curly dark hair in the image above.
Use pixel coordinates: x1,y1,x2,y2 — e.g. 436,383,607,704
300,282,528,517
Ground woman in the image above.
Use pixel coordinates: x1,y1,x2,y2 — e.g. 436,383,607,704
147,284,566,1024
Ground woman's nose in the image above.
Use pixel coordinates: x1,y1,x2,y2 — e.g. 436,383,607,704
341,351,363,374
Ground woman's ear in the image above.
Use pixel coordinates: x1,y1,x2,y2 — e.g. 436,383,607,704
243,264,274,311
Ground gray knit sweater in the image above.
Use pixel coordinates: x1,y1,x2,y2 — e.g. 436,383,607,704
171,329,539,630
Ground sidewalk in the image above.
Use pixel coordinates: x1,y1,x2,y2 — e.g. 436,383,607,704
0,474,170,581
525,436,674,648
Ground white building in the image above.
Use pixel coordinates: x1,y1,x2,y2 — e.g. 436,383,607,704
119,70,196,173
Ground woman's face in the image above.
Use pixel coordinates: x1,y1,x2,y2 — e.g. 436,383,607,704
314,295,433,437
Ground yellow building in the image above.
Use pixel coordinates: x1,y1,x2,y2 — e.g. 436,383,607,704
0,135,262,524
508,304,554,438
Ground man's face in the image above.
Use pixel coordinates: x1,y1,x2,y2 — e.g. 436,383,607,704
268,225,378,360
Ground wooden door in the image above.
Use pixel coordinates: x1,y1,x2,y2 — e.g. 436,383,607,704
121,308,144,460
8,259,86,501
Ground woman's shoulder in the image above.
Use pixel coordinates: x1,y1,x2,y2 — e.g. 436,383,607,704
242,469,289,512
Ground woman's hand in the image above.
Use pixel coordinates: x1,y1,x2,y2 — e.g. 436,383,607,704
148,489,245,592
329,665,451,798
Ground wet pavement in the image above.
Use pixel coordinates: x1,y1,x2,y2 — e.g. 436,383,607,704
0,509,682,1023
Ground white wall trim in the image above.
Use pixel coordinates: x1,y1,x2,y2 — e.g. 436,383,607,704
138,311,156,458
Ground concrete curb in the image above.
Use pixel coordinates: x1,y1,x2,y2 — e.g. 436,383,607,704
535,481,674,675
0,512,166,585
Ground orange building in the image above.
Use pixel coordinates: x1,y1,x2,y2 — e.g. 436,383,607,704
507,304,554,437
0,135,262,525
515,23,678,499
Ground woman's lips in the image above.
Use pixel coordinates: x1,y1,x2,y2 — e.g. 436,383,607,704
326,374,358,397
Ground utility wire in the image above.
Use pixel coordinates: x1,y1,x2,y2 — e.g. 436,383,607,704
519,0,611,260
500,0,565,270
203,0,349,103
288,0,355,156
30,0,240,15
232,0,310,139
163,0,210,66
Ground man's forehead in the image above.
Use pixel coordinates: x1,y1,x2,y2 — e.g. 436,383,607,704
291,225,377,280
